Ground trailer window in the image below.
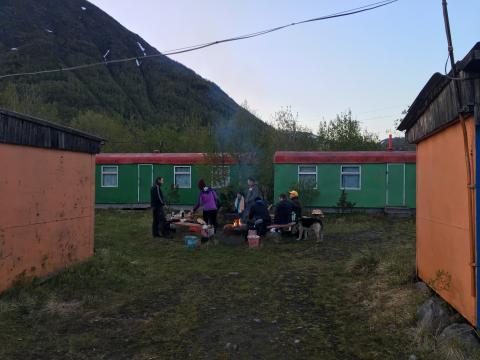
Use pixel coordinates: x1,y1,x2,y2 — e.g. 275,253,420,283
211,166,230,189
174,166,191,189
298,165,317,188
101,166,118,187
341,165,361,190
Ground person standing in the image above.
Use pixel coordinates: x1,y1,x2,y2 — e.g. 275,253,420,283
151,177,172,238
243,177,261,222
193,179,219,231
234,191,245,217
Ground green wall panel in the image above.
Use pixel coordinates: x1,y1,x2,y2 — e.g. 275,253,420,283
96,163,256,206
96,164,138,204
274,163,416,209
405,164,416,208
386,164,404,206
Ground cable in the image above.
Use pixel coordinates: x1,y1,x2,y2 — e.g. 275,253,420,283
0,0,398,80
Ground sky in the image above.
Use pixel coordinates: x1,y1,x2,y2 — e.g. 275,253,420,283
88,0,479,137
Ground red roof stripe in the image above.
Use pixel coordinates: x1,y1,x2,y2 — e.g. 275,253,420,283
96,153,238,165
274,151,416,164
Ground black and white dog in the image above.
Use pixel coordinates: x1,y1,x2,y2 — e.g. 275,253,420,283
296,209,324,242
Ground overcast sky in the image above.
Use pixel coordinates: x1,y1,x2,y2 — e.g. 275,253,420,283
88,0,479,136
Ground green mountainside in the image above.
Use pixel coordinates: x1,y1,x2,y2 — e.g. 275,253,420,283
0,0,269,151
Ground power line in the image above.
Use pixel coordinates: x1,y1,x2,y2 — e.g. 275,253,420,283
0,0,399,80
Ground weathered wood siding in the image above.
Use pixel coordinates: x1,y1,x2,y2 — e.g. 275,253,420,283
405,73,478,143
0,109,103,154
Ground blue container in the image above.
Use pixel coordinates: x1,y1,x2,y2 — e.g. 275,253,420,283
184,235,198,249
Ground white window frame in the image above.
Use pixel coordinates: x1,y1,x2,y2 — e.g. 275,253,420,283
211,166,231,189
174,166,192,189
298,165,317,189
340,165,361,190
101,165,118,188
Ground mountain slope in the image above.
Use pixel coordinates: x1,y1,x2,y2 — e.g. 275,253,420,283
0,0,259,128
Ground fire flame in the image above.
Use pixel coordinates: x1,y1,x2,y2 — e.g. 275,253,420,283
233,219,242,227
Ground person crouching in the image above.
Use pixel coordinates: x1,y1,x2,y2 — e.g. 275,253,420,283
247,197,271,237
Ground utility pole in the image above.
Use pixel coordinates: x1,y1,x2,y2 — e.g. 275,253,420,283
441,0,476,296
442,0,457,76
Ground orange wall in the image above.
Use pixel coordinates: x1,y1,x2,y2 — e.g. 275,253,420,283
0,144,95,292
416,116,476,325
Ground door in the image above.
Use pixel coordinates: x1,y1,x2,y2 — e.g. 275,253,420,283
386,164,405,207
138,164,153,203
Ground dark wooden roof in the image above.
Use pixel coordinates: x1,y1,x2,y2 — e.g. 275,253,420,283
0,108,104,154
398,42,480,143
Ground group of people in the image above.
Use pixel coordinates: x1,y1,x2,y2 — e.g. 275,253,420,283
150,176,220,239
150,175,303,240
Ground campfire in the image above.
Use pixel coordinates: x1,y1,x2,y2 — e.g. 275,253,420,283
223,218,247,233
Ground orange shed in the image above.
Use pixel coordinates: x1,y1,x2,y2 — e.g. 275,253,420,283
398,42,480,326
0,109,103,293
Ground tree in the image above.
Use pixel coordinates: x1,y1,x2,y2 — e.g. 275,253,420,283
317,110,381,151
337,190,356,214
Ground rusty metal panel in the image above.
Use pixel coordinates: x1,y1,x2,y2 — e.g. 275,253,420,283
416,116,476,325
0,143,95,292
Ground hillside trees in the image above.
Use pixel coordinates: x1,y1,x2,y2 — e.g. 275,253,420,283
317,110,381,151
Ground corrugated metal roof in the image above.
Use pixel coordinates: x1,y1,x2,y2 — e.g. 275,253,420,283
0,108,104,154
274,151,416,164
96,153,241,165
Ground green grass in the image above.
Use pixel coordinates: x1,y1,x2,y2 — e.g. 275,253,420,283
0,211,463,359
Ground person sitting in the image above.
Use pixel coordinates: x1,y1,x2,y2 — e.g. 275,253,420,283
248,197,271,236
193,179,218,232
274,193,293,225
289,190,302,221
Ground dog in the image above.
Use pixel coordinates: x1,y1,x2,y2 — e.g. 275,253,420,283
296,209,324,243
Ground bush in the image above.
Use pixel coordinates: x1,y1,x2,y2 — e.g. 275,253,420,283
337,190,356,213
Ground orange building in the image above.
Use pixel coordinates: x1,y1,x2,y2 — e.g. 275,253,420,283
398,42,480,326
0,109,103,293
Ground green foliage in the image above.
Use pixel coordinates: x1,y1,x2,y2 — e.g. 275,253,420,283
317,110,381,151
336,190,356,213
215,185,237,212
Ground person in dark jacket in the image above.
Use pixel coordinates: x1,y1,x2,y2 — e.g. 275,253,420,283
274,193,293,225
289,190,302,221
248,197,271,236
151,177,172,238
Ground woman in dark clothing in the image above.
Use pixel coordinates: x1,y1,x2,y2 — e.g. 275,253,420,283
274,193,293,225
193,179,219,231
151,177,172,238
248,197,271,236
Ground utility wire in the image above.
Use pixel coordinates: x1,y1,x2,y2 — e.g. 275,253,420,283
0,0,398,80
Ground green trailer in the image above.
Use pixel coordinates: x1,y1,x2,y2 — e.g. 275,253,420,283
95,153,254,208
273,151,416,211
